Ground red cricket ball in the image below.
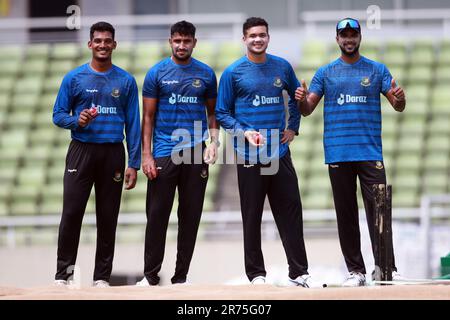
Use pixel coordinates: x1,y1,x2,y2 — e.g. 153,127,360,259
89,106,98,116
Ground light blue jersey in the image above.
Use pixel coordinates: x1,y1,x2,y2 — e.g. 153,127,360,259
309,56,392,164
215,54,300,162
53,63,141,169
142,57,217,158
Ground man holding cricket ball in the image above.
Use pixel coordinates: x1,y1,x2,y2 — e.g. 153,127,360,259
52,22,141,287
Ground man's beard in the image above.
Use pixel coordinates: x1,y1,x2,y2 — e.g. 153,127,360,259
339,43,360,57
173,49,191,61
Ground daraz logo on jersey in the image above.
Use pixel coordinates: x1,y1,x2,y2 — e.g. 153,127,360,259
252,95,281,107
91,103,117,114
337,93,367,106
169,93,198,104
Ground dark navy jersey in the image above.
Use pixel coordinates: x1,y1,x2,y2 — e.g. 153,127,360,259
53,63,141,169
215,54,300,162
309,56,392,164
142,57,217,158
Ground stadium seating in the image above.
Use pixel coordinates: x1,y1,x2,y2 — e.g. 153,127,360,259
0,37,449,229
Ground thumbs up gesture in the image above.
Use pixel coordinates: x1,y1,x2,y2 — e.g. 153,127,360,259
390,78,405,102
295,79,308,102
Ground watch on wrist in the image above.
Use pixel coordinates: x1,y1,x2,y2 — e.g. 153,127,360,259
211,139,220,147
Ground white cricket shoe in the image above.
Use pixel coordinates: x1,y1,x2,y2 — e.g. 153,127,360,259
342,272,366,287
289,274,321,288
251,276,266,285
136,277,151,287
392,271,406,281
54,280,68,287
93,280,110,288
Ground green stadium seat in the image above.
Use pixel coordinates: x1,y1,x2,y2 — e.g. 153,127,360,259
16,166,47,187
0,59,21,76
215,42,244,70
431,85,450,113
22,59,47,75
11,92,39,112
13,76,43,94
434,66,450,82
422,172,448,195
382,114,398,137
407,66,433,84
428,115,450,134
399,114,426,136
383,49,408,67
113,56,131,71
114,42,133,59
51,43,80,60
437,44,450,65
392,189,419,207
397,133,424,153
394,153,421,173
392,172,420,191
404,100,426,115
194,41,217,67
9,185,40,216
39,183,63,215
424,152,448,171
42,75,63,93
409,47,435,66
404,84,429,103
26,44,50,60
381,135,396,154
0,45,23,59
303,189,332,209
0,130,28,150
0,93,11,113
48,60,75,75
6,110,34,128
0,77,14,93
426,134,450,152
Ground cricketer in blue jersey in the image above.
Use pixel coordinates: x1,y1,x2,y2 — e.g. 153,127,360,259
137,21,219,286
216,17,316,288
52,22,141,287
296,18,406,287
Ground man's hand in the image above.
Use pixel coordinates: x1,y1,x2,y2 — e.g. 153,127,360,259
142,154,158,180
78,109,97,127
244,130,264,147
124,167,137,190
281,129,296,144
295,79,308,102
389,78,405,102
203,141,219,164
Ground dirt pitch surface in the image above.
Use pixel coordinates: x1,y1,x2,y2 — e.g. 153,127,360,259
0,284,449,300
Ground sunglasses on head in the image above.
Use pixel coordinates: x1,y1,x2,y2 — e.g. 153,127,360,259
336,18,361,32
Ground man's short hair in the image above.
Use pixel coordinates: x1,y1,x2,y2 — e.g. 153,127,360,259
170,20,196,38
243,17,269,36
90,21,115,40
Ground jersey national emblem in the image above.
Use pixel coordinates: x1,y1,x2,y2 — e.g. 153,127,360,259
192,79,202,88
360,77,371,87
113,170,123,182
273,77,283,88
111,88,120,98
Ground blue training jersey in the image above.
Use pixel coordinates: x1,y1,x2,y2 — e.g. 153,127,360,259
53,63,141,169
142,57,217,158
215,54,300,163
309,56,392,164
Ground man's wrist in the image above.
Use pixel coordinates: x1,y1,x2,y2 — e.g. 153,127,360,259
210,138,220,147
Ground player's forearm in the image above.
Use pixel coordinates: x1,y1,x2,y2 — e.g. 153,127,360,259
53,112,79,130
208,115,220,141
141,115,154,157
393,99,406,112
298,99,313,116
